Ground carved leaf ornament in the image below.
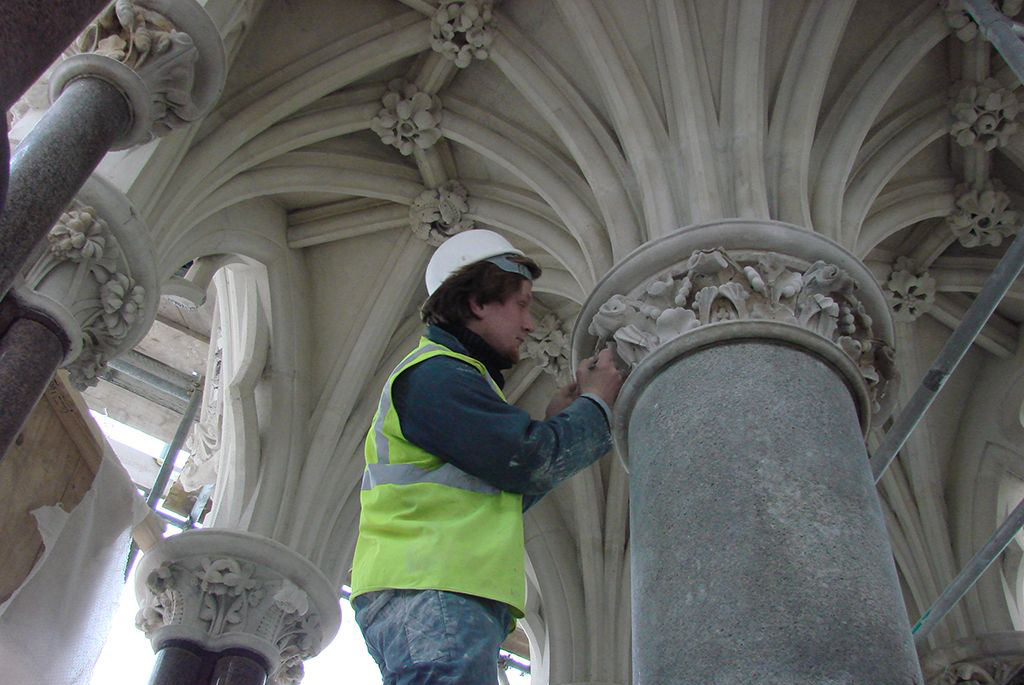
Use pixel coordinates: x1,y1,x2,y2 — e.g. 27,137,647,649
950,79,1023,151
24,204,146,389
588,248,897,413
884,256,936,323
371,79,443,156
936,658,1024,685
409,181,473,245
948,180,1021,247
74,0,205,140
430,0,496,68
522,313,572,384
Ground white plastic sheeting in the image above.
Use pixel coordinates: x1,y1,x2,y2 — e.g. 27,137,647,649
0,449,150,685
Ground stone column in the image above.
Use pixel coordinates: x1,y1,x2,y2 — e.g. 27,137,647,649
921,633,1024,684
572,220,920,685
134,529,342,685
0,0,226,301
0,175,158,461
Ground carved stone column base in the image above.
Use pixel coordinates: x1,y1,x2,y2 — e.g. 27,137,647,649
135,529,341,685
573,220,917,684
921,632,1024,684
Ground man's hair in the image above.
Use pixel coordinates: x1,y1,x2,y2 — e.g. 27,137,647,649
421,254,541,325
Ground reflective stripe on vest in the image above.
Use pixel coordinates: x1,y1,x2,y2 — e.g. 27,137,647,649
370,343,446,465
361,462,499,494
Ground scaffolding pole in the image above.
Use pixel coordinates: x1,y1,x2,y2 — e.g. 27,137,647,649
125,380,202,577
913,495,1024,644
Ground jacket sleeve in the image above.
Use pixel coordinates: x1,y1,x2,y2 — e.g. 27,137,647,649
392,356,612,498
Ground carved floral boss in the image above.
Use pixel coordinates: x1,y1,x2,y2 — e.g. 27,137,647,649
588,248,897,413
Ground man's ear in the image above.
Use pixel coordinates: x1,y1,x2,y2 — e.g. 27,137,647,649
467,295,485,319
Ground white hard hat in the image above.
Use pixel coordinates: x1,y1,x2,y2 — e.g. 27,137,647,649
424,229,529,295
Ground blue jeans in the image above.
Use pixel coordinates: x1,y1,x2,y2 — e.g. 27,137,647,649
352,589,510,684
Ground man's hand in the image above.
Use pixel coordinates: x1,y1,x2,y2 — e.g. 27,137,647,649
544,381,579,418
576,346,624,409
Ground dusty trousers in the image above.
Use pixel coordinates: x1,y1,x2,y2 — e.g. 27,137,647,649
353,589,510,684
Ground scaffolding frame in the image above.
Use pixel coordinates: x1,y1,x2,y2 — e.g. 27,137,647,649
872,0,1024,645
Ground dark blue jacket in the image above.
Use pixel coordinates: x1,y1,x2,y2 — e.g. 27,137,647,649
392,324,612,509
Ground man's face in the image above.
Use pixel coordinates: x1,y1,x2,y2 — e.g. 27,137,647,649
468,279,535,363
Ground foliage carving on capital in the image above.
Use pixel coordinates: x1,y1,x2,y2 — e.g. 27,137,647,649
932,657,1024,684
136,556,325,684
587,248,897,413
371,79,443,156
24,204,147,389
75,0,205,139
950,79,1023,150
431,0,495,69
940,0,1023,42
884,257,936,323
948,180,1021,247
522,314,572,384
409,181,473,245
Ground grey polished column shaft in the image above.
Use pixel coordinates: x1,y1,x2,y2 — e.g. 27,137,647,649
0,0,109,221
0,77,130,301
147,641,217,685
0,314,67,461
628,341,921,685
210,651,269,685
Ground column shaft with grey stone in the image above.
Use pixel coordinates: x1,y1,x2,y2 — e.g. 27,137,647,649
0,0,226,462
573,220,921,685
0,0,111,219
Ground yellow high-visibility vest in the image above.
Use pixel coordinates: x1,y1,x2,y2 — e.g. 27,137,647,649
350,337,526,616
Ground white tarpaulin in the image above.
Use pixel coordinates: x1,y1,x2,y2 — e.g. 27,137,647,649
0,448,150,685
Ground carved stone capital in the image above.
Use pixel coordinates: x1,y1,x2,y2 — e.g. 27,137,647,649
950,79,1023,151
48,0,225,150
522,313,572,385
430,0,496,69
948,180,1021,248
11,174,158,390
572,221,897,458
134,529,341,685
371,79,444,156
922,633,1024,685
885,256,936,322
409,180,473,245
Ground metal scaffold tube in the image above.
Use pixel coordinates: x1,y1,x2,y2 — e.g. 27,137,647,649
876,0,1024,646
125,381,203,576
913,497,1024,644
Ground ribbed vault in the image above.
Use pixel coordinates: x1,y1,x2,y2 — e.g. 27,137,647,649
61,0,1024,681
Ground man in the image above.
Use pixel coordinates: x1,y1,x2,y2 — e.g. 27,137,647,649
350,229,623,684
